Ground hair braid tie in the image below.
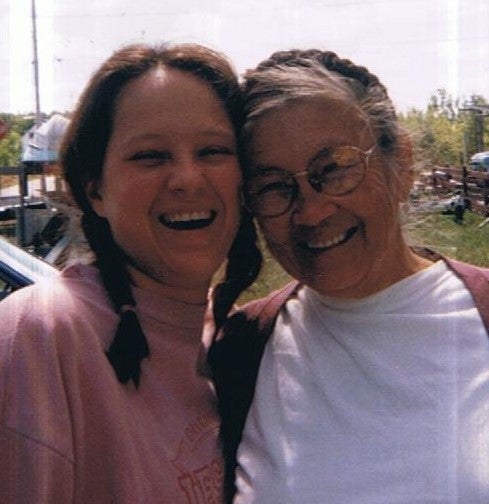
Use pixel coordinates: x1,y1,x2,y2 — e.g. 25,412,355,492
106,308,149,388
119,304,137,313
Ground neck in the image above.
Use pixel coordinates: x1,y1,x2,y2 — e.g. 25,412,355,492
316,242,433,300
127,265,210,305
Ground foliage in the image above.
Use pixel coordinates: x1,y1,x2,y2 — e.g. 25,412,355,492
0,113,36,166
0,129,22,167
399,89,489,173
461,94,489,154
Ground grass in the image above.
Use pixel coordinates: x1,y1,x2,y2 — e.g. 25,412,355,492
237,235,292,304
238,206,489,304
406,208,489,266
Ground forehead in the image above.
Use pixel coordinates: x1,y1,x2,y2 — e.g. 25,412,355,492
112,67,232,136
116,67,213,107
249,98,370,165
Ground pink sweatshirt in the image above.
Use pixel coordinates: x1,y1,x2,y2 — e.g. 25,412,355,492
0,264,223,503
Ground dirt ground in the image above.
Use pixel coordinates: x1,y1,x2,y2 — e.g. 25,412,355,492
0,175,18,189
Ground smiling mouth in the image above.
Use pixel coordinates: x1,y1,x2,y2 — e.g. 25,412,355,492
300,226,358,252
159,210,217,230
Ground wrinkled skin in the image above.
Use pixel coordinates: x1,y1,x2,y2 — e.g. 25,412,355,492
248,99,431,298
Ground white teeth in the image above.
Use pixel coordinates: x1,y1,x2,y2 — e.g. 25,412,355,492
307,231,347,249
164,211,212,223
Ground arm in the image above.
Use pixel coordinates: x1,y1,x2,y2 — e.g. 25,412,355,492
0,287,75,503
0,427,74,503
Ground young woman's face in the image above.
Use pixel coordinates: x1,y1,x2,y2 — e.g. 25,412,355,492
247,99,414,299
90,68,241,301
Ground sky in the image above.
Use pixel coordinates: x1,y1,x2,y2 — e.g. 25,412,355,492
0,0,488,115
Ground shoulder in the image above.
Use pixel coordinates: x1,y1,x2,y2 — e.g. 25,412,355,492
208,281,300,371
223,280,300,338
435,253,489,296
443,256,489,282
0,262,111,329
0,264,110,465
0,263,116,375
0,264,117,434
418,248,489,332
415,247,489,286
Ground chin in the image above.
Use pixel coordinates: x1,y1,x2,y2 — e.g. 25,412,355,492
299,264,363,295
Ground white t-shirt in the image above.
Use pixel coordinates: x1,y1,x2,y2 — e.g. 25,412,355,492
235,261,489,503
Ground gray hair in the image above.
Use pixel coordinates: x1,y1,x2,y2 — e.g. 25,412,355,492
242,50,399,157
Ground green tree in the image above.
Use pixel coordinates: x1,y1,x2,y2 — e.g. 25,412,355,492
459,95,489,156
399,89,487,172
0,113,36,166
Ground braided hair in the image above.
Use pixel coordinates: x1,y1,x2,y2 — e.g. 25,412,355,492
242,49,400,159
212,208,261,332
60,43,262,387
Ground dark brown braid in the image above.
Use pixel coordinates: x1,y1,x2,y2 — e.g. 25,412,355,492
212,209,262,333
243,48,399,154
81,212,149,386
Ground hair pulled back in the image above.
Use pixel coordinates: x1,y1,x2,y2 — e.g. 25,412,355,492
242,49,399,158
60,43,261,387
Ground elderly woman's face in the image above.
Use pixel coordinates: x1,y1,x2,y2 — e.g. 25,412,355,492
247,99,413,298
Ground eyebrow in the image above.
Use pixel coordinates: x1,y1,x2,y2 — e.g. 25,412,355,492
307,146,333,170
251,145,335,176
124,128,236,144
249,165,287,176
199,128,236,140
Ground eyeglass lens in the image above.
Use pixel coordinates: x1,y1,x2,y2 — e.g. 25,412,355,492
246,145,369,217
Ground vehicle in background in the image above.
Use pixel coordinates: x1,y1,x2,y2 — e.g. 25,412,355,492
469,151,489,172
0,237,58,301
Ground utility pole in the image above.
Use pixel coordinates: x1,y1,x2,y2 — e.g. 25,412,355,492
31,0,42,128
18,0,44,247
31,0,46,194
31,0,47,195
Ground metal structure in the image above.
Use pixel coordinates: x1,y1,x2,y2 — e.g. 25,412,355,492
0,235,58,299
0,164,45,246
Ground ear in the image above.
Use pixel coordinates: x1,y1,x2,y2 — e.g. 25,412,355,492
86,179,107,218
393,128,414,202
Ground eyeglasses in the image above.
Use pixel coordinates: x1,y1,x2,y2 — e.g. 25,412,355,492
245,144,376,218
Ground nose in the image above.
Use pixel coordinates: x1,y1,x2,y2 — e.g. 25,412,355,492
292,182,339,226
165,156,205,194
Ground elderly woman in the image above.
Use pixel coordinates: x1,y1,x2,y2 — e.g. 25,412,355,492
209,49,489,503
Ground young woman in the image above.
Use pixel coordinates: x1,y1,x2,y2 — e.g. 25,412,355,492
210,49,489,503
0,43,260,503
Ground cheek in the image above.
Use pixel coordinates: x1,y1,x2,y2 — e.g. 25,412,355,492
364,170,391,196
216,167,242,214
258,217,293,254
104,168,160,208
259,220,308,278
